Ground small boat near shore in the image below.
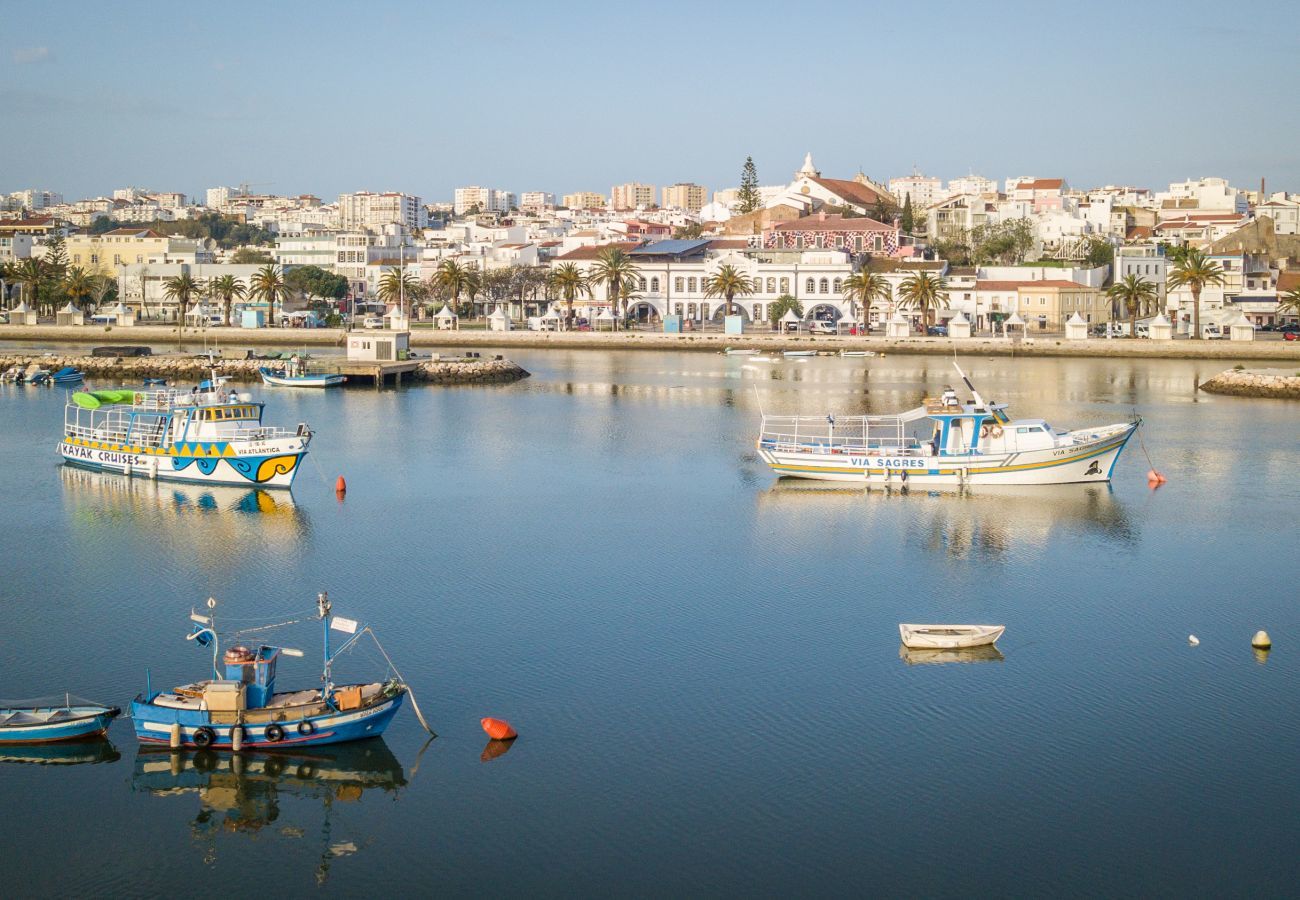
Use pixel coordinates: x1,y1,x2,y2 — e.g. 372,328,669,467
724,348,760,356
131,593,422,750
757,361,1137,485
839,350,876,358
0,697,120,744
259,366,345,388
51,366,85,385
783,350,817,358
899,623,1005,650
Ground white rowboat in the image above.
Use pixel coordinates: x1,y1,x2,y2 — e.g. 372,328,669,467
899,623,1005,649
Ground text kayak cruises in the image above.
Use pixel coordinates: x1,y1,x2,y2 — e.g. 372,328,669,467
131,593,412,751
757,363,1137,486
58,379,310,489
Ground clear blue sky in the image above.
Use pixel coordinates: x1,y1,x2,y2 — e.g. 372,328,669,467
3,0,1296,202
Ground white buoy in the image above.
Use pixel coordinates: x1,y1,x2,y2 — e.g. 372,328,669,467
169,722,181,749
1188,635,1199,646
1251,630,1272,650
231,725,243,752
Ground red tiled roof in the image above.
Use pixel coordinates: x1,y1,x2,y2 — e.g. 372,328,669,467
103,228,166,238
706,239,751,249
808,177,889,209
1126,226,1153,240
1015,178,1064,191
975,279,1092,291
553,241,642,261
769,213,892,232
1276,271,1300,292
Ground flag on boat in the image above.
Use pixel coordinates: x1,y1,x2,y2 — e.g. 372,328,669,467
331,616,359,634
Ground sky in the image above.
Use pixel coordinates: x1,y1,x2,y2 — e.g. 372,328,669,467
3,0,1298,203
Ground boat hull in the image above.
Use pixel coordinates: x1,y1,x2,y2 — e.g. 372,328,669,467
58,438,307,489
900,624,1005,650
130,690,406,749
0,708,119,745
259,368,345,388
759,423,1135,486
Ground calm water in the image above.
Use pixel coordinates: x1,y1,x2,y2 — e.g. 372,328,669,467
1,349,1297,897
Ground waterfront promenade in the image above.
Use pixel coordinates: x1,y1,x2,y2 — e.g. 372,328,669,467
4,323,1300,361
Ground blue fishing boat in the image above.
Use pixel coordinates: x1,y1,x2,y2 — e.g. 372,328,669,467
131,593,432,750
51,366,85,385
143,377,167,386
258,366,345,388
0,696,120,744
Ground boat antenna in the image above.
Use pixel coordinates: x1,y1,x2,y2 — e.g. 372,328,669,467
951,358,989,410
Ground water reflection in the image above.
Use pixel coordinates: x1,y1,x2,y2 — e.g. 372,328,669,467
59,467,309,561
480,738,517,762
0,738,121,766
762,480,1137,560
131,740,405,883
899,645,1005,666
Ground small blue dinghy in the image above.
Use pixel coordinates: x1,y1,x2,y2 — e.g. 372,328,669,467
0,696,120,744
51,366,85,385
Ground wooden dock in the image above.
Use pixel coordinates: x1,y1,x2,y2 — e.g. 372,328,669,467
337,359,421,389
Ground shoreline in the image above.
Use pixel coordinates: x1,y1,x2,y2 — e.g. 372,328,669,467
3,323,1299,361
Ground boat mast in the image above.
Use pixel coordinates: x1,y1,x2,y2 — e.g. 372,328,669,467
318,591,332,695
952,360,989,410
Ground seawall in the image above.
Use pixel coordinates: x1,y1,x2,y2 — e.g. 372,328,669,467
1198,367,1300,399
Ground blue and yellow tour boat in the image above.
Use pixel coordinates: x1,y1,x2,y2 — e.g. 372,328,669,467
58,375,311,489
757,362,1138,485
131,593,425,751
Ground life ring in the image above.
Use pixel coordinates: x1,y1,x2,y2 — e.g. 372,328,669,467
297,720,316,737
990,425,1003,438
265,723,285,743
193,726,216,748
980,425,990,438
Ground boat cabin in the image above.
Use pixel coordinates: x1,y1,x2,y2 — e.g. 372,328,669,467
65,388,306,452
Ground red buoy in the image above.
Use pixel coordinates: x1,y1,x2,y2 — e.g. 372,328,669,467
481,717,517,740
335,476,347,494
1146,469,1166,487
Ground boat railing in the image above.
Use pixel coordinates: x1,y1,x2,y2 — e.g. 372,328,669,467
759,414,922,455
197,423,303,442
64,406,171,449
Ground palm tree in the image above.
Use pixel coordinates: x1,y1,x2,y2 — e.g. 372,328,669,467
1105,274,1158,339
549,262,590,328
897,271,950,328
12,257,45,307
63,266,97,312
162,273,201,323
588,247,641,330
1166,247,1225,340
432,259,474,311
377,267,418,310
249,264,290,326
1278,287,1300,325
840,269,892,329
209,274,246,326
702,264,755,321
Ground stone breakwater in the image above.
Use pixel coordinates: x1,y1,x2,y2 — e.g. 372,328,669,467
1198,368,1300,399
0,353,529,386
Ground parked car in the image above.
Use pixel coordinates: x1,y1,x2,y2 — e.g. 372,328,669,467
926,324,948,337
1202,323,1226,340
808,320,836,335
362,316,384,329
1279,323,1299,334
1285,330,1299,342
1135,323,1150,338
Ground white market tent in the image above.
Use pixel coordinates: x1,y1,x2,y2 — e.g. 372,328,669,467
779,307,802,334
488,305,511,332
1064,311,1088,340
433,304,459,330
56,301,86,326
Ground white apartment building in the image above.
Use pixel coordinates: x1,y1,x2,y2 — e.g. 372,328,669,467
520,192,556,211
6,189,64,210
332,228,418,298
338,191,427,230
1257,193,1300,234
947,175,997,197
1114,245,1169,308
275,232,338,269
0,233,35,264
1156,177,1247,216
611,183,655,209
661,183,707,212
888,173,944,209
453,186,515,216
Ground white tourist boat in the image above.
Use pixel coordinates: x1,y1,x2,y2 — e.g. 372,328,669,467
58,381,311,489
899,624,1005,650
756,363,1137,485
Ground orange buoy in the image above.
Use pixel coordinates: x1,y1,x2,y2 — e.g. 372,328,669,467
335,476,347,494
480,717,517,740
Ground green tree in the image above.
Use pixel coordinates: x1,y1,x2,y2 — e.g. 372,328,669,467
897,271,950,327
548,262,590,327
231,247,273,264
162,272,201,322
737,156,761,214
673,222,704,240
872,194,899,223
208,274,247,325
43,235,69,280
588,247,641,330
702,263,755,319
285,265,348,306
12,257,46,307
378,267,418,310
1278,287,1300,323
1083,236,1114,268
248,264,290,325
1166,247,1225,339
433,259,474,314
62,266,97,312
1105,274,1158,338
767,294,803,326
900,194,914,234
841,269,892,326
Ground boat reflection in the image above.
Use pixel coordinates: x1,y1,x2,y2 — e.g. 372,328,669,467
132,739,406,883
899,644,1005,666
0,737,121,766
761,480,1136,559
60,467,309,560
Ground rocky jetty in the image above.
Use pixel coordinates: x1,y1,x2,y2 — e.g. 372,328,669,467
1198,367,1300,399
0,352,528,386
